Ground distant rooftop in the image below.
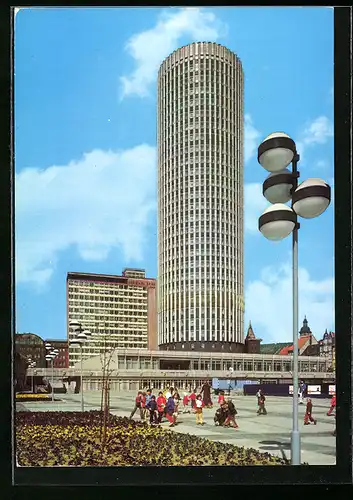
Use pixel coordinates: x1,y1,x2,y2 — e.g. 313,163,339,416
260,342,292,355
67,269,154,281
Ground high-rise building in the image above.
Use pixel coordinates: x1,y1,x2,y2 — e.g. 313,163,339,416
67,269,157,367
157,42,244,353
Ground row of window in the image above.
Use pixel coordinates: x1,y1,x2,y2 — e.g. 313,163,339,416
160,187,241,197
159,212,242,221
160,205,242,214
159,112,241,125
160,177,241,186
159,163,242,174
162,226,242,235
159,265,242,274
159,258,242,266
161,212,242,220
160,242,242,251
160,168,242,178
160,281,242,288
69,330,147,338
68,289,146,296
159,127,241,140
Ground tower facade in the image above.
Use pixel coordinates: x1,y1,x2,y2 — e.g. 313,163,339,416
157,42,244,352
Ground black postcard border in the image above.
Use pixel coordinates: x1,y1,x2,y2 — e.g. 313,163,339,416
1,5,351,490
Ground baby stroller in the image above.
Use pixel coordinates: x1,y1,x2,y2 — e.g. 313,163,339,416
214,406,227,426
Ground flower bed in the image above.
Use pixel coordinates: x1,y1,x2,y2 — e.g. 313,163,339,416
16,394,51,401
16,411,291,466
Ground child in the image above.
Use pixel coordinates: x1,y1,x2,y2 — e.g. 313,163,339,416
156,391,166,423
172,392,180,425
327,393,336,416
218,390,225,406
304,398,317,425
146,394,158,425
195,394,205,425
182,392,190,413
257,390,267,415
140,391,147,421
189,389,197,410
165,395,175,427
130,390,144,420
223,399,239,428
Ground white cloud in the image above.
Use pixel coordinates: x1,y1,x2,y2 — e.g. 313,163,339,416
302,116,333,146
15,145,157,288
244,114,261,163
245,263,334,343
120,7,227,98
244,183,268,234
315,159,327,169
297,115,333,161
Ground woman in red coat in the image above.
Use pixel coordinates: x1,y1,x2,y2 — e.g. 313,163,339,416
156,391,166,423
304,398,317,425
327,393,336,416
218,390,225,406
189,389,197,410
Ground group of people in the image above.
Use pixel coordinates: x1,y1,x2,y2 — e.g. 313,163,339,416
129,382,336,436
130,386,209,427
129,382,221,428
214,391,239,428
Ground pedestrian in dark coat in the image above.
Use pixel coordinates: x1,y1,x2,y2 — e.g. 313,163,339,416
257,390,267,415
304,398,317,425
201,380,213,407
146,395,158,425
165,396,175,427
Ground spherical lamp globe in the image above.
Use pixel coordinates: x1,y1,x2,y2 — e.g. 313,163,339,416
259,203,297,241
292,178,331,219
258,132,296,173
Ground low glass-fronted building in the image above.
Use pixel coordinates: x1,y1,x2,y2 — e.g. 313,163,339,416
29,348,333,393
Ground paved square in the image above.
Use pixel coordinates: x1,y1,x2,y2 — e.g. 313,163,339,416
16,390,336,465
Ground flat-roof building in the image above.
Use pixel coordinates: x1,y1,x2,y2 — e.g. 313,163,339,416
67,269,157,367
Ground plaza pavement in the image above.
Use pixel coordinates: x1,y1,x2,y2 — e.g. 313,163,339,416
16,390,336,466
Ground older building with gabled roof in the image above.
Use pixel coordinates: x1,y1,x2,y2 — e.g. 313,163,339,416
244,321,262,354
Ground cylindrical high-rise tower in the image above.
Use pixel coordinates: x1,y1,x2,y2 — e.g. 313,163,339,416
157,42,244,353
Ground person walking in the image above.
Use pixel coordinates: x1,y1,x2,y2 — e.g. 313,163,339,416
182,392,190,413
195,394,205,425
140,391,147,421
327,393,336,416
256,388,261,406
165,395,176,427
146,395,158,425
165,386,173,401
201,380,213,408
189,389,197,410
218,390,225,406
304,398,317,425
299,381,306,405
257,390,267,415
144,388,153,419
156,391,166,423
172,392,180,425
130,391,144,421
332,414,336,436
223,399,239,428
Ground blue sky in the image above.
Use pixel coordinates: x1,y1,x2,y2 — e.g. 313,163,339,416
14,7,334,344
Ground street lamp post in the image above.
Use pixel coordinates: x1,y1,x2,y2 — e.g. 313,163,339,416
257,132,331,465
45,345,59,402
69,320,91,412
29,361,36,393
